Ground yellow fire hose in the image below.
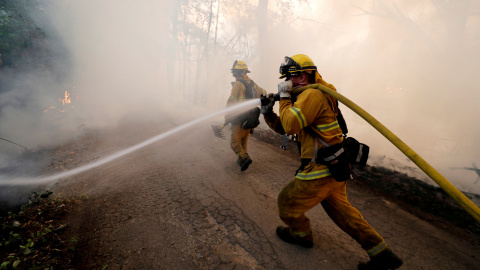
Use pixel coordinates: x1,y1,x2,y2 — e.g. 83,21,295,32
293,84,480,223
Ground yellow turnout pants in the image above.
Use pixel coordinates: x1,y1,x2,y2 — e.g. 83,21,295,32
278,176,386,256
230,123,251,159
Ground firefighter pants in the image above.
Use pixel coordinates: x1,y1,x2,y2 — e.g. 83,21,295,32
230,123,251,159
278,176,386,256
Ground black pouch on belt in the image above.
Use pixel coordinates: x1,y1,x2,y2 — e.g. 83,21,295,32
343,137,369,167
317,144,352,182
240,107,261,129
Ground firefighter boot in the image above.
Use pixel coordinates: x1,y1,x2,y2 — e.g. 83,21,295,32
276,226,313,248
358,248,403,270
237,155,252,171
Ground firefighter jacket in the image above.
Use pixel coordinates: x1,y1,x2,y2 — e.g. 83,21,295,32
264,86,344,180
225,77,267,124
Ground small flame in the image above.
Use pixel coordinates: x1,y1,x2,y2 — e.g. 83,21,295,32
60,91,71,105
43,106,56,113
44,88,75,113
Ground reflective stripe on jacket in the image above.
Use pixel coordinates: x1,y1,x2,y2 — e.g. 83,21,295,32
265,87,344,180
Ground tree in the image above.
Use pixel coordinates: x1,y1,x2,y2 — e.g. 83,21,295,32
164,0,311,106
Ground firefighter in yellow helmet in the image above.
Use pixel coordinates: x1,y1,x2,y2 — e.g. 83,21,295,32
260,54,403,269
225,60,267,171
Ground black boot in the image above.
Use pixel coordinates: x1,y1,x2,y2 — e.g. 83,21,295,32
237,155,252,171
276,226,313,248
358,248,403,270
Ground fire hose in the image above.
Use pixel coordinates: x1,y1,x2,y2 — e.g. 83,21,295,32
273,84,480,223
0,137,29,151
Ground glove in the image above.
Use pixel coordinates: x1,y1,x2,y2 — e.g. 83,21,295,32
260,93,276,115
278,80,293,98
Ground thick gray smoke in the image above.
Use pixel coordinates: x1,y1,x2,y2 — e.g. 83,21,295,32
0,0,479,195
320,1,480,194
262,1,480,194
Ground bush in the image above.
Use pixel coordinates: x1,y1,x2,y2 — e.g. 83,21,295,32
0,1,49,69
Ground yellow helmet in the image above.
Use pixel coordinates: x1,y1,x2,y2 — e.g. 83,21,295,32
231,60,250,73
279,54,317,79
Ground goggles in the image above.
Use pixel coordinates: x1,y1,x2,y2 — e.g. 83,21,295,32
285,71,302,80
279,56,302,77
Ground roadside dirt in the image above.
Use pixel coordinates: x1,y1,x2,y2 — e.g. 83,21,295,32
3,118,480,269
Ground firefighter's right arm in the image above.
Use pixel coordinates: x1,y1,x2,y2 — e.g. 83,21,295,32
278,89,324,135
263,111,285,135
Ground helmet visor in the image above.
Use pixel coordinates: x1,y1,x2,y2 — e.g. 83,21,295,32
279,56,301,78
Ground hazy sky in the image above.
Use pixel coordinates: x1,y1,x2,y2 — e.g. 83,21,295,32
1,0,479,194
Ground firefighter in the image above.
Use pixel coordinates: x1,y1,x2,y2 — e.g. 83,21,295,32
260,54,403,269
225,60,267,171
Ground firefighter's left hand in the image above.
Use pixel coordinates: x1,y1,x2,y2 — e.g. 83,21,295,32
260,93,276,114
278,80,293,98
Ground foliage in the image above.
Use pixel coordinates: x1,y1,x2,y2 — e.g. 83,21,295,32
174,0,309,59
0,0,48,69
0,193,78,270
169,0,310,105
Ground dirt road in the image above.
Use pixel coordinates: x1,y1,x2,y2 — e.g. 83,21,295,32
49,119,480,270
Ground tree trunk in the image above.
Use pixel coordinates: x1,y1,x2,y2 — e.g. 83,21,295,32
255,0,270,79
167,1,182,95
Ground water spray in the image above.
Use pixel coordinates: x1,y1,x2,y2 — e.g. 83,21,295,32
0,99,261,187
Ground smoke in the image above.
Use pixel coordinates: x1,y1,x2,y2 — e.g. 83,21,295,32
40,1,177,126
294,1,480,194
1,99,260,187
249,0,480,194
0,0,479,195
